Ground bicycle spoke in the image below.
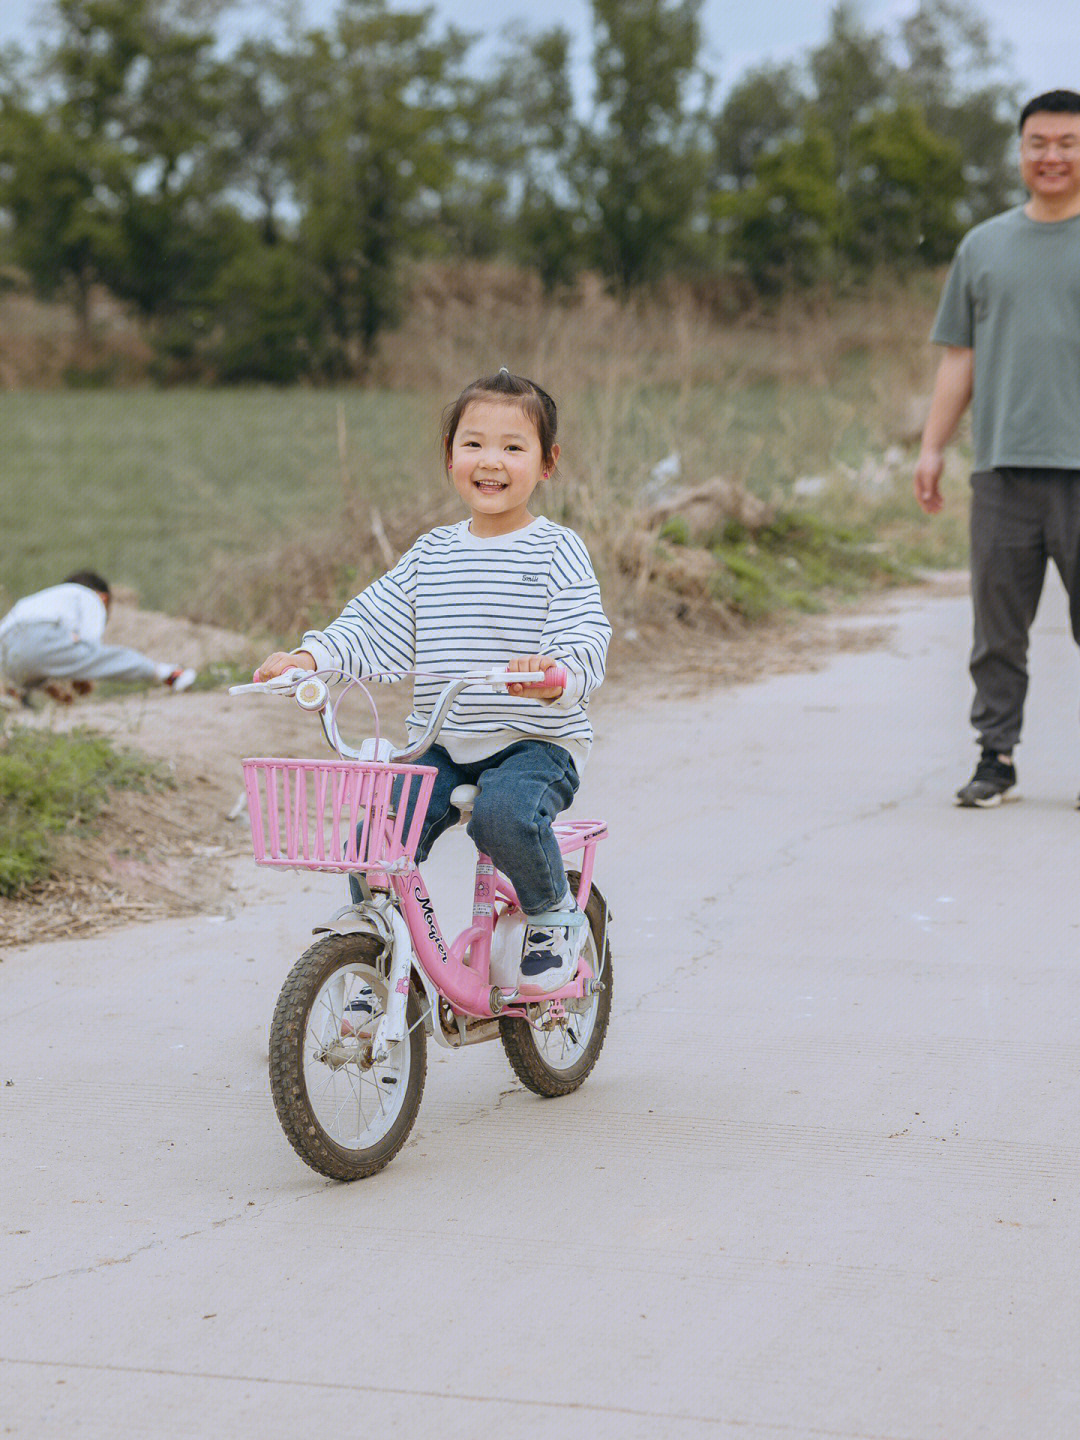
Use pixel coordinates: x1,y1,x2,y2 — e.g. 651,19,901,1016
330,1083,358,1138
296,961,416,1148
270,935,427,1179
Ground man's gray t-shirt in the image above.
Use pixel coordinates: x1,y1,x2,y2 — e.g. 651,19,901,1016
931,205,1080,470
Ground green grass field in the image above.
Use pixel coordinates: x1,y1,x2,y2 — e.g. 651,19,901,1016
0,370,970,632
0,389,440,614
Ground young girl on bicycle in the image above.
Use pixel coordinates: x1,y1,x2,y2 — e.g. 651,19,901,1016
254,369,611,991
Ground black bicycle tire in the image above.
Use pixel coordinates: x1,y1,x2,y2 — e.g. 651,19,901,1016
498,876,612,1097
269,932,427,1180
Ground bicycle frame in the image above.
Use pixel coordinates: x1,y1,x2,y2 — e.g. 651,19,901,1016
386,817,606,1018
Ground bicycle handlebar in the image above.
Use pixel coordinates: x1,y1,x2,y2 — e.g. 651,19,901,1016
229,664,569,763
228,667,318,696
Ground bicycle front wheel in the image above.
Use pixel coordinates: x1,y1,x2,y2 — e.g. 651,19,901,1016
499,876,612,1097
269,933,427,1180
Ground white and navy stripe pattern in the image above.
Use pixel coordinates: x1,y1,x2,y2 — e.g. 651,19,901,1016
301,517,610,768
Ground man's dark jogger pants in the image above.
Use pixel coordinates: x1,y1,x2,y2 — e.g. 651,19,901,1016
968,468,1080,753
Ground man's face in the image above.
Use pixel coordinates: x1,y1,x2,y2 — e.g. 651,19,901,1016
1019,110,1080,208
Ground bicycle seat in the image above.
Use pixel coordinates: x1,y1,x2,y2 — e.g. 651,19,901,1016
451,784,479,820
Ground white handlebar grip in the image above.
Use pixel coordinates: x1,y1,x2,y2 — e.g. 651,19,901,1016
228,666,319,697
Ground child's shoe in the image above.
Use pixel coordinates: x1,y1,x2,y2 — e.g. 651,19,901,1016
519,907,587,993
490,907,528,988
163,666,197,692
340,988,376,1038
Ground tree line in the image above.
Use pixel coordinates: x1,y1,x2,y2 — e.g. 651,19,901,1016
0,0,1019,382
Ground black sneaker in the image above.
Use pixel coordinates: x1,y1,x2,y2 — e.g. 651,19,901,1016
955,749,1016,808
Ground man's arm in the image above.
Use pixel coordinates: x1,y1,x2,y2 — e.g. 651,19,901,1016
914,346,974,515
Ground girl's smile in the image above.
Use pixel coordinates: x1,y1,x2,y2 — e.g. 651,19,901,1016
450,398,559,537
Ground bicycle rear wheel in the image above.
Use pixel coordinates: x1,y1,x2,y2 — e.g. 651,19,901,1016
269,933,427,1180
499,876,612,1097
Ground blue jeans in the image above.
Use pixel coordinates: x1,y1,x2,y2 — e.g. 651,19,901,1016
351,740,579,915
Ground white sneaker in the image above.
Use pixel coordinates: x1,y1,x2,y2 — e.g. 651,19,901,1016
163,666,197,692
490,907,528,988
519,912,587,993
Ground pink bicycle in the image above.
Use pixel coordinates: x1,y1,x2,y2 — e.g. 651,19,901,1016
231,666,612,1180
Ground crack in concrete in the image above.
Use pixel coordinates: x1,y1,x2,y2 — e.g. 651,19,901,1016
5,1237,166,1297
442,1083,523,1132
5,1184,333,1300
0,1353,748,1430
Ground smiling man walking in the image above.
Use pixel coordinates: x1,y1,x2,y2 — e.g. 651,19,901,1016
914,90,1080,808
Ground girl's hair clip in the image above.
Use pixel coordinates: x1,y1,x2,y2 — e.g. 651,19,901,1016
498,366,510,376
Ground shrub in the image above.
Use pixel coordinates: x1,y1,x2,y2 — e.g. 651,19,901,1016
0,727,173,896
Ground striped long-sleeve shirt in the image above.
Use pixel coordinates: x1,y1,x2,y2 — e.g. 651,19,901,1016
300,516,611,769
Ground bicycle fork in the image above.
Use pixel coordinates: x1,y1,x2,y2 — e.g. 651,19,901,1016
317,895,417,1064
368,902,415,1064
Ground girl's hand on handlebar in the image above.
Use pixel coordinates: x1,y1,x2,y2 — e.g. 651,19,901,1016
253,650,317,684
506,654,565,700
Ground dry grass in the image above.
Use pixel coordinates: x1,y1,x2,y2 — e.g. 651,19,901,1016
1,262,965,642
372,261,957,631
0,283,152,389
375,262,938,395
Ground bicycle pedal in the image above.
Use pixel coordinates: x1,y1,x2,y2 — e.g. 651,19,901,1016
488,986,519,1014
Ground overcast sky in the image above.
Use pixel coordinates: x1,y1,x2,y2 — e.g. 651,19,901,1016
1,0,1075,104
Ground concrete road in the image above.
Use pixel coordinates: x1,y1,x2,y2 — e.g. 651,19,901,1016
3,579,1080,1439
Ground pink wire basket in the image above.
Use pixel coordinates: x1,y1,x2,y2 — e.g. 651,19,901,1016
240,757,437,874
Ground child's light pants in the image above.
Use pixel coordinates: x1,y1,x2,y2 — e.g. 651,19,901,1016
0,621,159,690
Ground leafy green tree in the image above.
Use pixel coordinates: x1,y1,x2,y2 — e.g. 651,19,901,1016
711,63,804,194
2,0,234,346
724,129,841,293
582,0,711,289
213,36,302,247
845,102,966,267
69,0,229,322
285,0,468,371
443,26,585,289
504,28,584,289
0,86,128,343
719,0,1017,294
807,2,895,207
0,0,1029,357
208,235,320,383
894,0,1019,223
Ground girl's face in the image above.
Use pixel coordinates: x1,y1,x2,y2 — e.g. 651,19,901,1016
449,398,559,537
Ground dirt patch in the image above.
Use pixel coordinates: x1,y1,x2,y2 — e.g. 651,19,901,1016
0,576,965,948
101,592,257,671
612,610,896,697
608,571,966,696
0,782,235,946
0,615,412,946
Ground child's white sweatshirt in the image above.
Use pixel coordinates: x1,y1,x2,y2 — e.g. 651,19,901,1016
301,517,611,770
